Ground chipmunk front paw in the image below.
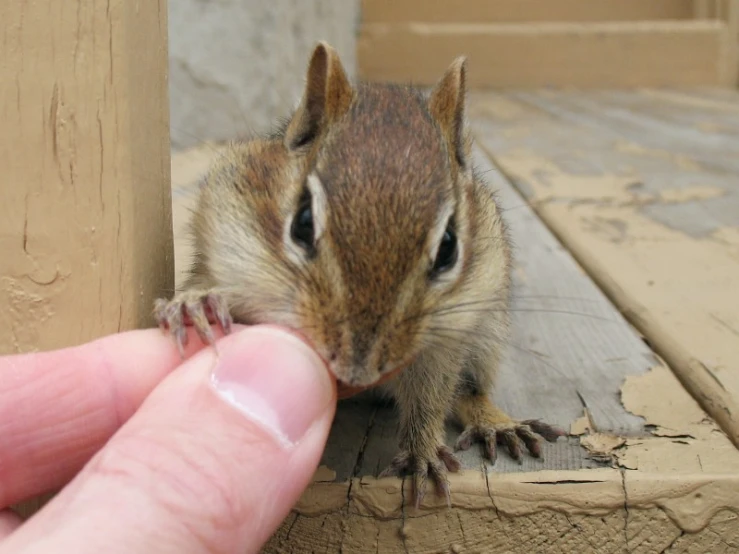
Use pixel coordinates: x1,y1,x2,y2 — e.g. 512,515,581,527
454,393,565,464
154,290,232,356
379,445,461,508
455,418,565,464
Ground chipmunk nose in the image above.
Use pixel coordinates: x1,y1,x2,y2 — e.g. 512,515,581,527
326,355,355,384
326,358,381,388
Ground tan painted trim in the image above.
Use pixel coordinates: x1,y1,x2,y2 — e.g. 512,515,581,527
359,21,730,88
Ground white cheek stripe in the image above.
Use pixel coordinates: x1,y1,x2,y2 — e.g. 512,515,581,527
427,199,466,286
282,199,303,266
306,172,328,242
282,172,329,266
427,201,455,262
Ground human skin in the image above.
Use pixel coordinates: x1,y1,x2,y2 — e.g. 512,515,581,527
0,324,336,554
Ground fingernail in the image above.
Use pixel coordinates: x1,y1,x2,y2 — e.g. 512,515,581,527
210,327,334,447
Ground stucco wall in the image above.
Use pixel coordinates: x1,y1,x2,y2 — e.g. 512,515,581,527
168,0,360,150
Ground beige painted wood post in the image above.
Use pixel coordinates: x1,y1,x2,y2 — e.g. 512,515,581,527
0,0,173,355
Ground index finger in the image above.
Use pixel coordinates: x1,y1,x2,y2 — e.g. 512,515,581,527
0,325,236,509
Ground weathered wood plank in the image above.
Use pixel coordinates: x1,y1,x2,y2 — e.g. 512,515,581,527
358,21,733,88
470,89,739,447
505,89,739,172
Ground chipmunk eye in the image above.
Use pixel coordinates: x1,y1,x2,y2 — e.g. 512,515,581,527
290,189,316,254
431,222,458,277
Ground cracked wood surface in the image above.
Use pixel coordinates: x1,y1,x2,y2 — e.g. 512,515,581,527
468,88,739,449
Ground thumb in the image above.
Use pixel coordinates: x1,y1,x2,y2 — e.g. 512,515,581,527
1,325,336,554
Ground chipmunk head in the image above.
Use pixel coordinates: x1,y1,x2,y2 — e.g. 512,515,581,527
265,42,505,389
200,43,507,391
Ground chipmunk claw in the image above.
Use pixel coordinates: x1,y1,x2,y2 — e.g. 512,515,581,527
522,419,568,443
154,291,232,356
455,419,565,464
379,445,461,508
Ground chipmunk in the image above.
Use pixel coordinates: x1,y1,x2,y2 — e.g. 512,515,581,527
155,42,564,508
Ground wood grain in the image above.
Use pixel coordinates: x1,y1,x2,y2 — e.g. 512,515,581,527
469,88,739,447
0,0,173,354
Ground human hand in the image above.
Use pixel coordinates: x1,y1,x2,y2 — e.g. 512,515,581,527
0,324,337,553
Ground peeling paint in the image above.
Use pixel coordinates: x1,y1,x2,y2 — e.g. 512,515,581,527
482,148,739,446
615,141,704,172
313,465,338,483
579,433,626,459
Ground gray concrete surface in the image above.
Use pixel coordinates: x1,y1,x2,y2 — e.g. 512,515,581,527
168,0,360,150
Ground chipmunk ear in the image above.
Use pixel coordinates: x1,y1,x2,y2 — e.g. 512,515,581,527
428,57,470,169
285,42,353,151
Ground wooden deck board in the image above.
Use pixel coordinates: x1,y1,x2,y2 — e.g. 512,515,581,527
506,89,739,171
469,88,739,448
